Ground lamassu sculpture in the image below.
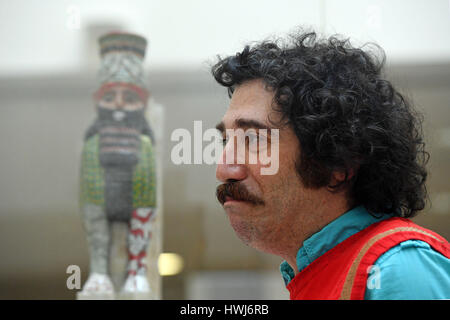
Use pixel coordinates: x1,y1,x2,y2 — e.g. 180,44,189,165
79,32,157,298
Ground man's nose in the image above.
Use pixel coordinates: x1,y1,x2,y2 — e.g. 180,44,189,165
216,139,247,183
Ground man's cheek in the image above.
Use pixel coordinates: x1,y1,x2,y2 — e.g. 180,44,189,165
259,129,280,176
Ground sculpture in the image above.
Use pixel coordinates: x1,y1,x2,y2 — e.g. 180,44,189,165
79,32,157,297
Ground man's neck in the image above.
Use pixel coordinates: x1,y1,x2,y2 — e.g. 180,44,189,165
283,198,352,275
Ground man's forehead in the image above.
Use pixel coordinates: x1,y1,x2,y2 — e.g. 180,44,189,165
230,80,274,108
221,107,269,126
220,80,277,130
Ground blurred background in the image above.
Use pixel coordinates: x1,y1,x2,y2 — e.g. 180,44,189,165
0,0,449,299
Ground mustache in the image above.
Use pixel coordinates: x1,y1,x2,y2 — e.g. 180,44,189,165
216,181,265,206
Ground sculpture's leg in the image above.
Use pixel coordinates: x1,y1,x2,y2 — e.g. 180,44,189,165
122,207,155,293
79,203,115,295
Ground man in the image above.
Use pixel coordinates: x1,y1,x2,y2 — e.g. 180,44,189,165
212,31,450,299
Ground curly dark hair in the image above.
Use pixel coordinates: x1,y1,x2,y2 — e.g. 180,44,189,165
211,30,428,218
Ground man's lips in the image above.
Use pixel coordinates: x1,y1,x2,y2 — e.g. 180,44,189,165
224,196,246,204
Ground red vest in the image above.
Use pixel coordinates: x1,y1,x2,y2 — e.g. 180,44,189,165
286,217,450,300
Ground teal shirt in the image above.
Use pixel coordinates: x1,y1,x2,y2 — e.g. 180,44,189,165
280,206,450,299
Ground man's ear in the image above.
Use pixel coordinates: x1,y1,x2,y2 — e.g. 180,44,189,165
328,168,355,190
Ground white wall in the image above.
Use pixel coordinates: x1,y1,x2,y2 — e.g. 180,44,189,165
0,0,449,76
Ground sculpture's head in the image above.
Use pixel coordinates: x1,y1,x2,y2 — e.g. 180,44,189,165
94,32,149,125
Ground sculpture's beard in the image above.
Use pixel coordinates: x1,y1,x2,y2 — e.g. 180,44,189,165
97,107,144,168
97,107,145,131
96,106,145,221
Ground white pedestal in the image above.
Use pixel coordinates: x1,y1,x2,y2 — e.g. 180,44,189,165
76,291,116,300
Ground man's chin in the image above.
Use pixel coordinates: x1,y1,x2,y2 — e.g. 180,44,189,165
227,214,254,245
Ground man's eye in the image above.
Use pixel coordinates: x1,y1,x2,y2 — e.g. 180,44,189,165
222,137,228,146
246,134,259,151
247,134,258,144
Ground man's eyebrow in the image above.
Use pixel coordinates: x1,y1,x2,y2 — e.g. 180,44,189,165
215,121,225,133
235,118,271,130
215,118,272,133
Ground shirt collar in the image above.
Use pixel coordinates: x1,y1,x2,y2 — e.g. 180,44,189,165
280,205,392,285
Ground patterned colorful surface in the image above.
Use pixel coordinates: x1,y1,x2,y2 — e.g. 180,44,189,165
99,32,147,58
80,134,157,209
96,33,148,95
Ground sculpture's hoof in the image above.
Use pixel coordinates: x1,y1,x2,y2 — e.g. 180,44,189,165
121,274,151,293
79,273,115,296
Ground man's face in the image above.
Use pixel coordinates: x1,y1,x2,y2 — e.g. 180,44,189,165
216,79,313,255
